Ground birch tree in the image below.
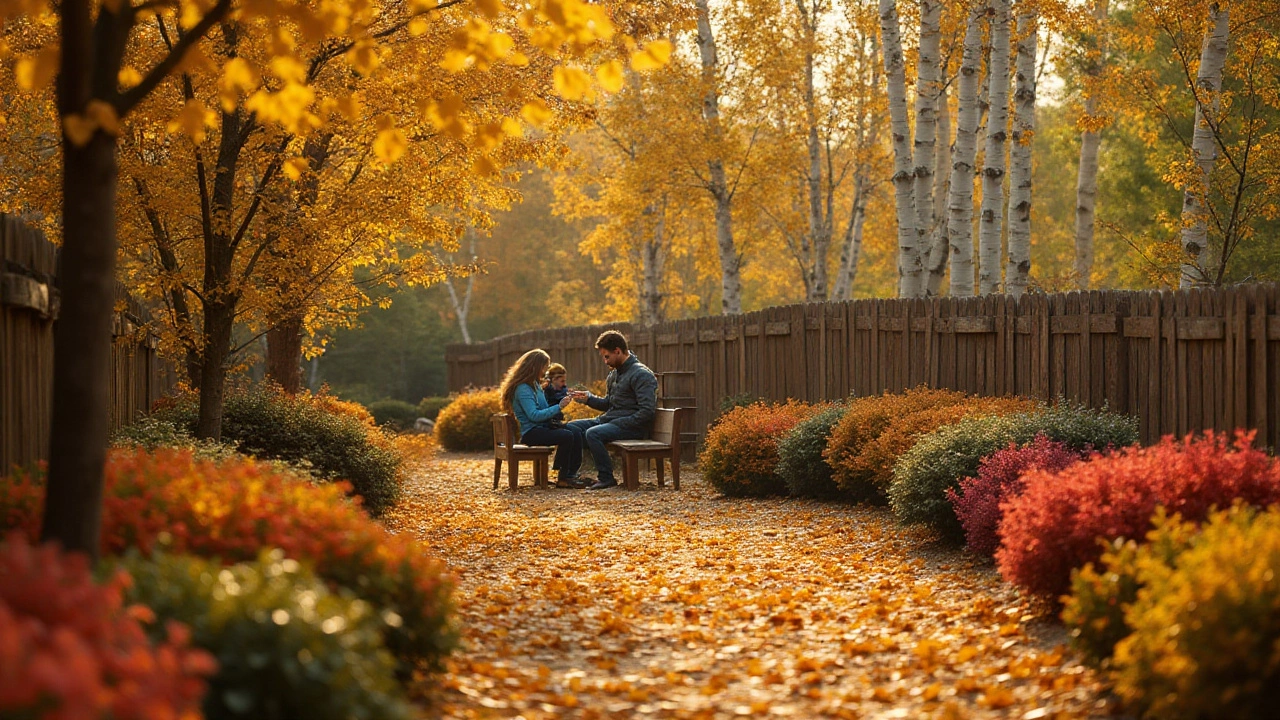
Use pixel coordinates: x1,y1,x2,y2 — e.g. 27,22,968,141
1178,2,1229,288
948,0,988,297
1005,8,1037,297
880,0,923,297
978,0,1011,294
912,0,943,293
695,0,744,314
1073,0,1110,290
444,229,479,345
924,83,952,295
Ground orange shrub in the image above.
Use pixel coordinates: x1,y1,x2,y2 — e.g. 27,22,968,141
0,448,456,673
824,387,969,499
851,396,1039,493
0,533,214,720
700,401,825,497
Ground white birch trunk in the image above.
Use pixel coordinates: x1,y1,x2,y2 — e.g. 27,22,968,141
695,0,743,313
444,229,476,345
880,0,922,298
798,0,830,301
639,200,667,326
1005,9,1037,298
1073,0,1109,291
925,82,952,296
834,172,870,301
948,0,987,298
913,0,943,280
1179,2,1229,289
978,0,1011,295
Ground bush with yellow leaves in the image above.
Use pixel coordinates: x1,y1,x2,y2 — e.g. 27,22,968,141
1108,505,1280,719
434,388,503,452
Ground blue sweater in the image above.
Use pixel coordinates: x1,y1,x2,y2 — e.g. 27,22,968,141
512,382,563,435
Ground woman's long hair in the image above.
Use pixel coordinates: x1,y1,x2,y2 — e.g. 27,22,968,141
499,349,551,413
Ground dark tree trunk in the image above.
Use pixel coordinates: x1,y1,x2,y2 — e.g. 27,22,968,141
195,297,236,440
266,313,304,394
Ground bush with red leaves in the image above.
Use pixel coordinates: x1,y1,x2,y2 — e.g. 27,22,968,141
995,430,1280,600
0,533,214,720
947,436,1083,557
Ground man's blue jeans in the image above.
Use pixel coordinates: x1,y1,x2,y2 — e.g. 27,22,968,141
565,418,645,482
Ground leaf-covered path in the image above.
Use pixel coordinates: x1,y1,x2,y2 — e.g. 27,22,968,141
386,453,1114,719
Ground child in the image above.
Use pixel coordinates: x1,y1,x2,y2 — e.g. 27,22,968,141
543,363,569,428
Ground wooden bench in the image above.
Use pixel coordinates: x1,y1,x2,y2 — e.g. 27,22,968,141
608,408,684,490
491,413,555,490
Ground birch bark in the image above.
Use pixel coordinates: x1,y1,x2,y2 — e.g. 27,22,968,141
1179,2,1229,288
695,0,743,313
948,0,987,298
978,0,1010,294
880,0,922,297
1073,0,1109,290
912,0,943,286
925,83,952,295
1005,9,1036,297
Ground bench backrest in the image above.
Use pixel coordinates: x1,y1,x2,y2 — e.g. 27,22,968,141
491,413,516,451
651,408,681,446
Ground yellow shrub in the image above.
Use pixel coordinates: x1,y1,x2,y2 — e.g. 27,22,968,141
1114,505,1280,719
434,388,503,452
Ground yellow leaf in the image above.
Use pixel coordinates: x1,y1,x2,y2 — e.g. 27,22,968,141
472,154,498,176
595,60,624,93
85,100,120,136
374,126,407,165
520,99,552,128
283,157,309,180
346,39,380,76
408,17,430,36
15,47,59,92
118,66,143,90
178,0,203,30
218,58,260,111
630,39,673,72
475,0,501,18
62,113,98,147
334,93,362,122
500,117,523,138
504,51,529,67
270,55,306,83
439,49,471,72
553,66,593,102
167,99,215,144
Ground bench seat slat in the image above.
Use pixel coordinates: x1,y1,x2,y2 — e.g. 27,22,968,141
512,445,555,452
608,440,669,450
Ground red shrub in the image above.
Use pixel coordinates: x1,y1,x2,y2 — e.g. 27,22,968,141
0,533,214,720
996,430,1280,600
701,401,825,497
947,435,1082,557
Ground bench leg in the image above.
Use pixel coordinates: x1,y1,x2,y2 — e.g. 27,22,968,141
625,454,640,490
656,458,665,487
537,457,549,488
508,459,519,491
672,452,681,490
493,458,501,490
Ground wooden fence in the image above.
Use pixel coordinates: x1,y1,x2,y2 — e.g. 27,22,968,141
446,284,1280,451
2,214,176,470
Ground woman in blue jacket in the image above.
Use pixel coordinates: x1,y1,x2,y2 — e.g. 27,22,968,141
498,349,588,489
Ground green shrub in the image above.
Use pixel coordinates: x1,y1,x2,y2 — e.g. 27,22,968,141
434,389,502,452
112,416,239,460
701,401,821,497
367,399,420,431
155,384,402,515
116,549,411,720
1112,506,1280,719
416,396,451,421
777,405,848,499
1062,508,1200,667
889,402,1140,542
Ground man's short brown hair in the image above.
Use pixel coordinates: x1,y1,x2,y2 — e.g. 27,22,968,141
595,330,628,353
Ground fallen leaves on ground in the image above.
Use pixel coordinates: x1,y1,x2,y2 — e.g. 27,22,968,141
385,453,1118,719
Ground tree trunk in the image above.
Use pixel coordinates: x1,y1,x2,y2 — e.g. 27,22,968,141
978,0,1010,295
925,81,952,296
266,312,304,393
948,0,987,298
195,298,235,440
833,172,870,301
1005,10,1037,298
913,0,943,283
696,0,743,314
444,227,476,344
1073,0,1109,291
638,200,667,326
880,0,922,298
1179,2,1229,289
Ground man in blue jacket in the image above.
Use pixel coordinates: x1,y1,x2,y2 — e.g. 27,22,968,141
567,330,658,490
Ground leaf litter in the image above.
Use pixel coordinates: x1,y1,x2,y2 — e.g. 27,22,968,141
385,452,1119,719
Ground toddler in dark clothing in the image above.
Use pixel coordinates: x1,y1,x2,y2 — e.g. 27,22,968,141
543,363,569,428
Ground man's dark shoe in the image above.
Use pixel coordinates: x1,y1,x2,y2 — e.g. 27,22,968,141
588,477,618,490
556,476,591,489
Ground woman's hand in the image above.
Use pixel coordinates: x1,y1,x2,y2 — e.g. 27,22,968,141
558,396,573,409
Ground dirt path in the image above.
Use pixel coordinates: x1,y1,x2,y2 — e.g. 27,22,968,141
386,452,1114,719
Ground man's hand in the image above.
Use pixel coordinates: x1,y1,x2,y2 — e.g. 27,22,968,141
568,390,589,403
558,396,573,409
